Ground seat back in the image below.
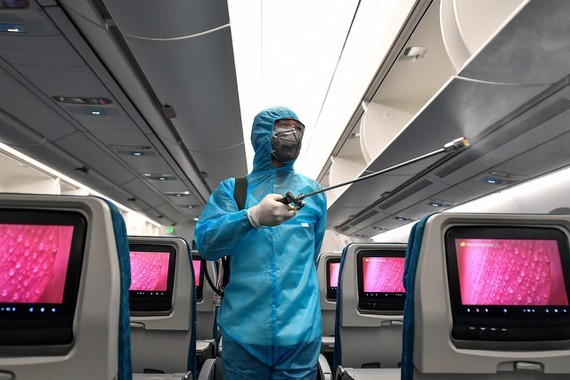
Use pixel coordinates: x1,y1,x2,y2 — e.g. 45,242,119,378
129,236,196,375
195,255,215,341
334,242,407,373
0,194,131,380
402,213,570,379
317,252,341,347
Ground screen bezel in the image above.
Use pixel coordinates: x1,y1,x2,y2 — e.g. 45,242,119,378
445,225,570,342
192,255,205,301
0,209,87,347
356,249,406,314
129,243,176,315
325,257,340,301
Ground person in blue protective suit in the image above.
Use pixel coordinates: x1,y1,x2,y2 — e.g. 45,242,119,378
194,106,327,379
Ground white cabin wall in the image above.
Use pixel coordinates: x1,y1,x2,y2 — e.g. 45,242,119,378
1,176,60,195
321,229,360,254
0,150,163,236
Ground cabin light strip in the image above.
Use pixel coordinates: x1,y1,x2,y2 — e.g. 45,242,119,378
0,141,161,228
122,23,230,41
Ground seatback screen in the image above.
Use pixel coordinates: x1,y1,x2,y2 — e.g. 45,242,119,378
129,243,176,314
0,210,86,346
325,258,340,301
130,250,170,292
356,249,406,313
192,255,205,301
445,226,570,342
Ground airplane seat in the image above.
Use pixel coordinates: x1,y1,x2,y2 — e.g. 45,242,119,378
0,194,132,380
129,236,197,375
194,258,217,368
333,242,407,379
317,252,342,357
402,212,570,380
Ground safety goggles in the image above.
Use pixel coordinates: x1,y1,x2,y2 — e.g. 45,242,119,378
274,119,305,132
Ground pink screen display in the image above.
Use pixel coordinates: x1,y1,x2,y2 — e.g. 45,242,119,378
455,239,569,306
362,257,406,293
192,259,201,287
0,224,74,304
129,251,170,291
329,262,340,288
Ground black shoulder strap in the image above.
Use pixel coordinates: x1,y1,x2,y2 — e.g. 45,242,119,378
220,177,248,292
234,176,248,211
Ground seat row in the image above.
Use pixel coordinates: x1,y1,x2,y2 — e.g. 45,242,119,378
2,193,570,379
318,213,570,379
0,194,209,380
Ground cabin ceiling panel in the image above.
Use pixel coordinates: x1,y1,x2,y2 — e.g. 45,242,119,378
15,65,111,99
60,104,132,126
86,127,152,147
0,1,214,225
458,0,570,85
121,178,183,209
0,64,78,141
0,43,83,68
57,0,245,202
154,201,192,224
101,0,229,38
54,132,137,184
122,31,243,152
190,148,248,190
0,34,69,52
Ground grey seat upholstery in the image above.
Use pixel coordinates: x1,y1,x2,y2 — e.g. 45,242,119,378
0,194,131,379
317,251,342,354
401,212,570,380
334,242,407,379
129,236,196,375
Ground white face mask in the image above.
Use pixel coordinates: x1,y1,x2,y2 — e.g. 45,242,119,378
271,128,303,163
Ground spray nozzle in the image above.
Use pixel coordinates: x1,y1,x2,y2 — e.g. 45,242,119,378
444,137,470,152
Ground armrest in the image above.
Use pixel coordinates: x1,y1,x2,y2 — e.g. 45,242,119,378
318,353,332,380
197,358,217,380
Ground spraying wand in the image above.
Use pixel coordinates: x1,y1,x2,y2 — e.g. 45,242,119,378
280,137,470,209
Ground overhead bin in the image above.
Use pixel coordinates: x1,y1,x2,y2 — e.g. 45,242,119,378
325,0,570,238
440,0,526,72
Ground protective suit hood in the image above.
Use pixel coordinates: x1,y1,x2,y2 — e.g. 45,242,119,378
251,106,301,172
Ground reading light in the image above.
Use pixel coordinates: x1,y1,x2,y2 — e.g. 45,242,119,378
53,96,112,105
0,23,26,33
86,108,105,116
143,173,175,181
0,0,28,8
165,191,190,197
485,177,502,185
130,151,144,157
396,216,408,221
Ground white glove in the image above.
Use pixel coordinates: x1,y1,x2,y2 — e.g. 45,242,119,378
247,194,297,228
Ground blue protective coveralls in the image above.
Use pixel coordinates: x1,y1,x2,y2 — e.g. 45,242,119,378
194,106,327,376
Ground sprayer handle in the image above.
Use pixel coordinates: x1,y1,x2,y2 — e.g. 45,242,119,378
279,191,305,209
